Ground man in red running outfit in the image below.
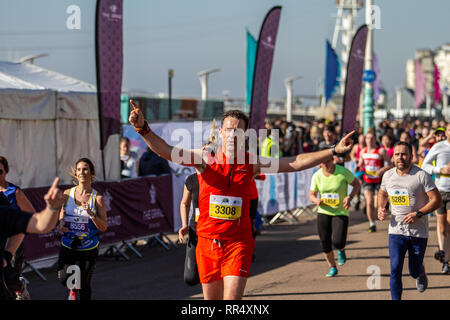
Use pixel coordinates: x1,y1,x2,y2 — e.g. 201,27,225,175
358,130,392,232
129,104,354,300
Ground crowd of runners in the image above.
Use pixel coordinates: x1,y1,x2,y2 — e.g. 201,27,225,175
1,103,449,300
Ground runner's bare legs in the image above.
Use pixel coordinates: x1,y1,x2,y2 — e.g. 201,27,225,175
202,281,224,300
323,251,336,268
202,276,247,300
365,189,376,224
223,276,247,300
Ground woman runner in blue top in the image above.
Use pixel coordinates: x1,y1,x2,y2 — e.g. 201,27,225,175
57,158,107,300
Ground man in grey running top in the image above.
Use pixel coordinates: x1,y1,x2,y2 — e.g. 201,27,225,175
421,123,450,274
378,141,442,300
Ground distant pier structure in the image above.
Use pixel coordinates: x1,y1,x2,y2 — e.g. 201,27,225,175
331,0,363,95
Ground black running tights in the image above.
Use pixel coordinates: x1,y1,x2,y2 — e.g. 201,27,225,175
317,214,349,253
57,246,98,300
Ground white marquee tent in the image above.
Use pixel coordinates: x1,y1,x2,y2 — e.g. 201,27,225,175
0,61,120,188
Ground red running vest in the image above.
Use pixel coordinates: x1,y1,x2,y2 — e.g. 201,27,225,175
362,146,383,183
196,147,254,241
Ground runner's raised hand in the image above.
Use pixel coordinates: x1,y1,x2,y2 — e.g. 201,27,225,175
129,99,145,129
334,131,355,154
44,177,64,211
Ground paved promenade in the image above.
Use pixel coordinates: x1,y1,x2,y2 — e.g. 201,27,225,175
27,208,449,300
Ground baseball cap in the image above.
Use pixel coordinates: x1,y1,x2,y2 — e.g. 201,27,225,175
435,127,446,134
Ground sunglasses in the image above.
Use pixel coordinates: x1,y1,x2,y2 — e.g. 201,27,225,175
0,169,3,175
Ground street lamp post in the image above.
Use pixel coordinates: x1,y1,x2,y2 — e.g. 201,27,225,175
168,69,174,120
284,76,302,122
363,0,375,134
197,68,220,101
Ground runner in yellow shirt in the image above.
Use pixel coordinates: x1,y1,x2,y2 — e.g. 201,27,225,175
309,151,361,277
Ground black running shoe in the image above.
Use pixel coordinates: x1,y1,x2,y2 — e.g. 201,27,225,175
416,270,428,293
435,250,445,263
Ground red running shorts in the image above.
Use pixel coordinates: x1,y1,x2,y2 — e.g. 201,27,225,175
196,236,255,284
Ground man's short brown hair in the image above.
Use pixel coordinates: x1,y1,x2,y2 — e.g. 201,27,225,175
221,110,249,130
393,141,412,155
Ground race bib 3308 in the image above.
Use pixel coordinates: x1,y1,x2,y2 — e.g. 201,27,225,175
209,195,242,220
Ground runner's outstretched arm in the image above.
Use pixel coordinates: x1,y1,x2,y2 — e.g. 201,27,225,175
256,131,355,174
128,100,203,167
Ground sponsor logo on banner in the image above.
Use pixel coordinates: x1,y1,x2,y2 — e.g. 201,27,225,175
103,190,113,212
107,215,122,227
352,48,365,60
143,208,165,221
261,36,275,50
149,184,156,204
102,4,122,21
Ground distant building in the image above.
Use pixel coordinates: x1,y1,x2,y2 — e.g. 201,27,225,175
406,44,450,101
416,49,435,95
435,44,450,95
406,59,415,90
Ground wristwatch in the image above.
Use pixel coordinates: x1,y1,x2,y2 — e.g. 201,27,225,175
416,211,425,218
47,205,62,212
331,145,343,157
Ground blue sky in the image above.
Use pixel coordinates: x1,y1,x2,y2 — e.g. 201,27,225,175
0,0,449,101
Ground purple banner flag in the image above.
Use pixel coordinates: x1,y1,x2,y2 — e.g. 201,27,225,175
249,6,282,131
341,25,368,137
434,62,442,104
95,0,123,150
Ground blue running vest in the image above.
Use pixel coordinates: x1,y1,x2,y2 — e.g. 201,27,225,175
61,187,99,251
